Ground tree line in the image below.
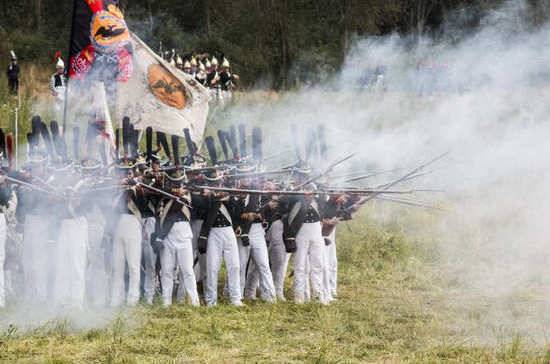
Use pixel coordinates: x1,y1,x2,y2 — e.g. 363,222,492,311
1,0,549,89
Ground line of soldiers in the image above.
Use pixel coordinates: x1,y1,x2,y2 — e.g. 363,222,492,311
163,50,239,101
0,118,365,309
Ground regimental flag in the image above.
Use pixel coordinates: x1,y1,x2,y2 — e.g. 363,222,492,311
68,0,133,82
116,33,210,144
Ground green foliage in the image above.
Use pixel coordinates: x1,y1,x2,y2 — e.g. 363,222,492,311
0,0,524,89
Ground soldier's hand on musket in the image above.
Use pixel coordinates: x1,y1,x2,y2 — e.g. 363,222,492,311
241,212,255,222
172,187,188,196
214,191,230,201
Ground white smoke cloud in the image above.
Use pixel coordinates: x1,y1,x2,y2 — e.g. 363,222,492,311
218,0,550,343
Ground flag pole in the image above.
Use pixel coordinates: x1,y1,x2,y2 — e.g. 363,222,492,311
14,79,21,169
14,104,18,170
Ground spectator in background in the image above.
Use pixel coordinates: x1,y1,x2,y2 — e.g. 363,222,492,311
6,51,20,95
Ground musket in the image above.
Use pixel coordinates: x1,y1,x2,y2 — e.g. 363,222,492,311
363,152,449,203
225,169,292,179
136,181,192,208
4,175,64,197
341,169,402,183
294,152,356,190
190,185,416,196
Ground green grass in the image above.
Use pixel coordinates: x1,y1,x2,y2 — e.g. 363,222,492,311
1,208,548,363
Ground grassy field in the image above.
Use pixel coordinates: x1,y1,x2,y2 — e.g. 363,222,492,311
1,207,549,363
1,66,549,363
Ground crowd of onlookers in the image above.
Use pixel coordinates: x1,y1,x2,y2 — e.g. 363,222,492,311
162,51,239,100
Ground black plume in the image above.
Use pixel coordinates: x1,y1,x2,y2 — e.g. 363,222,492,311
146,127,153,161
171,135,180,166
238,124,247,158
132,126,139,158
26,133,35,153
156,131,171,159
217,130,229,160
31,115,42,138
122,116,130,157
205,136,218,165
183,128,196,156
115,128,120,158
252,127,263,162
128,123,139,157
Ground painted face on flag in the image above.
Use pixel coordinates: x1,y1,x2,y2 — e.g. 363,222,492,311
147,64,187,109
69,0,133,81
91,4,130,52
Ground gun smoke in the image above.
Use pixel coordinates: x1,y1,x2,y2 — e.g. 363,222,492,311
217,0,550,344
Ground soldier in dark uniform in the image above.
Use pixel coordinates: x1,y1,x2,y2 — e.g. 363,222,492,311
195,62,207,86
151,172,200,307
196,172,243,307
234,179,276,302
6,51,20,95
139,159,162,305
283,184,329,305
110,163,143,307
219,58,238,92
243,182,289,301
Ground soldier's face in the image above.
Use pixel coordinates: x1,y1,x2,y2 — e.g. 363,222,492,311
147,64,187,109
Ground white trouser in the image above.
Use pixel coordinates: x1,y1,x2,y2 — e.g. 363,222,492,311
52,217,88,309
86,210,108,307
205,227,241,306
294,222,328,304
268,220,290,300
22,214,52,304
160,221,199,306
191,219,206,283
244,220,290,300
111,214,142,306
0,213,6,308
178,219,204,301
142,217,157,305
238,223,275,301
324,229,338,299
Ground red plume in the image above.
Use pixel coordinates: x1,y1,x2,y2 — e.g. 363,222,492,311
85,0,104,13
6,133,14,171
54,51,62,63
